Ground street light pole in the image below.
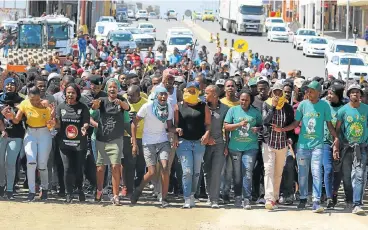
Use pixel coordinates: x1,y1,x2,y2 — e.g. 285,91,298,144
322,0,325,36
346,0,350,40
77,0,81,32
273,0,276,11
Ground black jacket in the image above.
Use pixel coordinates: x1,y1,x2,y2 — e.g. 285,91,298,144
262,101,297,145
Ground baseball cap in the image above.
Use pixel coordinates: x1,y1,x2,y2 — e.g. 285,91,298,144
248,77,258,87
186,81,200,89
347,84,363,97
307,81,322,92
257,76,269,85
89,75,104,85
99,62,107,67
215,79,225,86
272,82,283,91
294,78,305,88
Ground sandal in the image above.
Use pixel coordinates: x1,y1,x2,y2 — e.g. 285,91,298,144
111,195,120,206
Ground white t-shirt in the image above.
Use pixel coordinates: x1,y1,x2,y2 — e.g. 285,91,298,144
137,102,173,145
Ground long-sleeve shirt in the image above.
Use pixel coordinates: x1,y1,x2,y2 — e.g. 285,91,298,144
78,38,87,52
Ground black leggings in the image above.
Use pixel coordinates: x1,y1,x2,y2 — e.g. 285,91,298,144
60,149,86,194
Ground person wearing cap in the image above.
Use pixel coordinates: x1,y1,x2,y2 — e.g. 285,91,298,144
262,83,295,210
175,81,211,208
130,86,176,208
260,62,273,77
203,84,229,208
322,84,345,209
335,84,368,215
247,77,258,96
224,89,262,209
0,77,24,199
274,80,338,213
215,79,225,98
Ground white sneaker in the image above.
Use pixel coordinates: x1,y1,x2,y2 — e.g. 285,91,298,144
183,198,191,209
206,198,212,206
157,193,162,202
243,198,252,210
352,206,365,215
256,198,266,204
211,201,220,209
190,194,195,207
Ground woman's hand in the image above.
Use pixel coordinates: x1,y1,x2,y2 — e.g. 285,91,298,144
81,126,87,136
132,143,138,157
46,119,56,129
207,137,216,146
272,124,283,132
1,130,8,138
201,132,210,145
92,99,101,109
176,128,183,136
2,106,14,120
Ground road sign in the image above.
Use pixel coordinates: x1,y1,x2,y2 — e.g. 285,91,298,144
233,39,249,53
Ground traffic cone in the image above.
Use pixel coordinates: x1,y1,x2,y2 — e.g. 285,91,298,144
210,33,213,43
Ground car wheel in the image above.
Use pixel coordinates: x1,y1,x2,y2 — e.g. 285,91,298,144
267,38,270,41
293,43,296,49
146,18,148,21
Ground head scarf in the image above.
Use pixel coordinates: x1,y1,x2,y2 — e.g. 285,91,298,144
104,78,121,93
0,77,22,105
152,86,169,123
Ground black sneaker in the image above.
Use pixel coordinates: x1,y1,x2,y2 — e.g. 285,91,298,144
58,190,66,198
27,193,36,202
297,199,307,209
65,194,73,203
284,195,294,205
39,189,48,200
130,189,142,204
332,194,338,207
223,194,230,204
6,191,15,200
0,186,4,197
326,198,334,209
78,191,86,202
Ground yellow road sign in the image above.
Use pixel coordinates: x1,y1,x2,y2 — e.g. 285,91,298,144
233,39,249,53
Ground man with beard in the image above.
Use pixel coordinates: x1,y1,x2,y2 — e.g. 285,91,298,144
251,76,270,204
203,85,229,208
121,85,147,197
335,84,368,215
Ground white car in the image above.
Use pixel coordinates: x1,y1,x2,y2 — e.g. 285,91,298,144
303,37,328,57
195,12,202,20
167,9,178,20
123,27,155,49
324,39,359,64
267,26,289,42
325,54,367,80
292,29,317,50
135,10,149,21
127,10,135,18
98,16,116,22
265,17,286,32
167,27,193,37
106,30,137,51
149,12,159,19
166,34,194,59
137,23,156,40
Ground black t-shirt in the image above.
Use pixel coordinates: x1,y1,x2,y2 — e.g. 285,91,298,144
96,95,129,142
56,102,90,151
0,93,25,138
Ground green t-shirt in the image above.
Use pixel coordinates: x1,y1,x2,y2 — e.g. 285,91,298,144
224,105,262,151
324,101,343,144
295,100,332,150
336,103,368,144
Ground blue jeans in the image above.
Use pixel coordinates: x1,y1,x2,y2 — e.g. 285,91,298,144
229,149,258,199
3,45,9,58
0,138,23,191
176,139,205,199
79,50,86,63
297,148,323,201
322,144,334,199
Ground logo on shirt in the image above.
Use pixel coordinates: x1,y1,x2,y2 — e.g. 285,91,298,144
306,118,316,135
61,109,66,117
65,125,78,139
77,109,82,115
347,116,353,123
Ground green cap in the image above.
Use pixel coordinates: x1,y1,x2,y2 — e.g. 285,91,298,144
248,77,258,87
307,81,322,92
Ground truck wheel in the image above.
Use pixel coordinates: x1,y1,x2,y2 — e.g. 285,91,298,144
220,21,225,31
146,18,148,21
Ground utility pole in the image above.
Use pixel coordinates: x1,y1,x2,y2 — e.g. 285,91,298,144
273,0,276,11
77,0,81,33
322,0,325,36
346,0,350,40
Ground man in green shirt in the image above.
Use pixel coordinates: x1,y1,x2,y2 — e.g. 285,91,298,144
274,81,338,213
335,84,368,215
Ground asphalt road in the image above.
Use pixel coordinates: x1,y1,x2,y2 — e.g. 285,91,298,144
135,19,326,79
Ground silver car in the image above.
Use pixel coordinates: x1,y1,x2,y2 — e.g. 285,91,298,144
107,30,137,52
137,23,156,40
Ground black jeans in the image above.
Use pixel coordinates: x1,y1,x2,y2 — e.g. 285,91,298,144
54,135,65,193
252,145,265,199
84,139,96,188
122,137,145,193
60,148,86,194
280,155,297,197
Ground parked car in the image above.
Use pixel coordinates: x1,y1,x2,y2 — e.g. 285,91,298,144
127,10,135,18
98,16,116,22
302,37,328,57
267,26,289,42
135,10,149,21
106,30,137,51
137,23,156,40
202,10,215,22
265,17,286,32
122,27,155,50
195,12,202,20
325,54,368,81
292,28,317,50
324,39,359,64
167,9,178,20
149,12,159,19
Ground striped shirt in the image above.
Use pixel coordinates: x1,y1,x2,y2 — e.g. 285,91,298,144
268,109,287,150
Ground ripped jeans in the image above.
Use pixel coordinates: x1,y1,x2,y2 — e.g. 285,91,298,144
229,149,258,199
297,148,323,202
176,139,205,199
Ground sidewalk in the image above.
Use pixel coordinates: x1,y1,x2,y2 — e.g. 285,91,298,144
323,31,367,48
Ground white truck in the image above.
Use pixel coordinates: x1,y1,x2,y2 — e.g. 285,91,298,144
219,0,264,35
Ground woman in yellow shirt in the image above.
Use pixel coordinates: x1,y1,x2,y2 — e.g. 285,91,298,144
2,84,54,202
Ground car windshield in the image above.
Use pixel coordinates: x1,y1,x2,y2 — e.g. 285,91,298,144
126,28,141,34
298,30,316,36
47,24,69,40
150,13,156,15
240,6,263,15
111,33,133,42
100,18,111,22
272,27,286,32
19,24,42,48
140,24,153,28
336,45,358,53
309,38,327,44
169,37,193,45
340,58,365,65
204,11,213,15
139,11,147,14
169,10,175,13
271,19,284,23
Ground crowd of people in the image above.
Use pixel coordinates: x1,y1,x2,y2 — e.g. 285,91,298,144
0,32,367,216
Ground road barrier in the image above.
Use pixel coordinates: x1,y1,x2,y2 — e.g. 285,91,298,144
224,38,227,47
231,39,235,48
210,33,213,43
229,49,233,63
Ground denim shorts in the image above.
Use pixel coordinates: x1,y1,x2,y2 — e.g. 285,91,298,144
143,141,171,167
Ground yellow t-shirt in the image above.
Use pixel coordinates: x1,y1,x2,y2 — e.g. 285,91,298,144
123,96,147,138
220,97,240,107
18,99,52,127
123,92,148,99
